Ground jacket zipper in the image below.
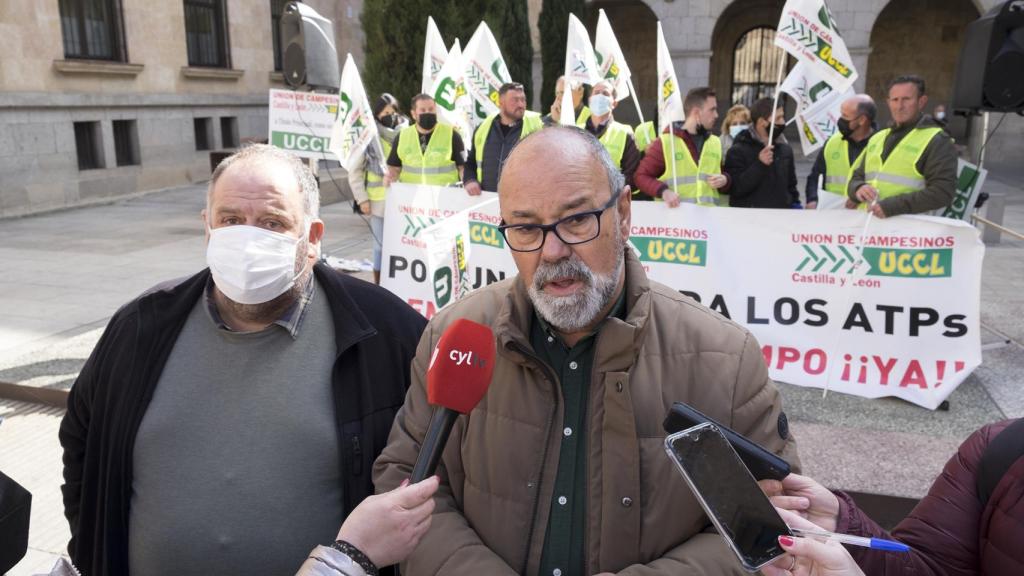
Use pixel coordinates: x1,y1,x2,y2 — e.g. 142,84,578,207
511,341,561,575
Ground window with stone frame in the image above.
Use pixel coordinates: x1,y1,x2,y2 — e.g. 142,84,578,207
58,0,128,61
184,0,231,68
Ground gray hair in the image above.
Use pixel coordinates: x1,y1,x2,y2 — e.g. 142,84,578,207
503,126,625,201
207,144,320,224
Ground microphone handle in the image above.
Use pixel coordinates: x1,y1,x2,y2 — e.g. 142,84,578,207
410,407,460,483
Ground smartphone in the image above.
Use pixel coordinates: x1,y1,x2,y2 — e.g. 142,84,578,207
663,402,791,480
664,422,792,572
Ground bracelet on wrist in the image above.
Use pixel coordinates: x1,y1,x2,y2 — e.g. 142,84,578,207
332,540,379,576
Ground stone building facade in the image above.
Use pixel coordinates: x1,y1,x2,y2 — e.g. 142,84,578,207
0,0,363,217
525,0,1020,170
1,0,1017,217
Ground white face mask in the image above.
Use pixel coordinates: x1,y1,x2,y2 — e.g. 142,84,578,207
730,124,748,138
206,224,306,305
589,94,613,117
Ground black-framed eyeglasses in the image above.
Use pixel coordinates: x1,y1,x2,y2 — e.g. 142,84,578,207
498,187,622,253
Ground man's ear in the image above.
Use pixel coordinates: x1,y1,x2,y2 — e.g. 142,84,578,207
617,186,632,239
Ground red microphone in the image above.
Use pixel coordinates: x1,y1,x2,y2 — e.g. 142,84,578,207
410,318,495,482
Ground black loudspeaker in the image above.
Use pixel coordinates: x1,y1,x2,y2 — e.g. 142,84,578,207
952,0,1024,113
280,2,340,91
0,471,31,573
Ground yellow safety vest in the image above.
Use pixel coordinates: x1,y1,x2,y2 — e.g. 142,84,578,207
634,121,656,153
396,124,459,186
365,136,393,202
597,121,632,168
473,111,543,181
821,133,867,199
574,106,591,128
862,127,942,206
658,133,722,206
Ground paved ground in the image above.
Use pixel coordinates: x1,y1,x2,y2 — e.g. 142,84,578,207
0,163,1021,574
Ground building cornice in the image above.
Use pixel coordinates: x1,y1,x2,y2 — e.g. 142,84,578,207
53,59,145,77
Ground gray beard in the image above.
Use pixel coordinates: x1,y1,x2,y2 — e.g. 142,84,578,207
527,236,625,333
218,238,311,325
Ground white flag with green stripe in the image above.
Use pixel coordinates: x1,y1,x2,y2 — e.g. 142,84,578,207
594,9,632,102
329,54,383,172
430,39,474,138
422,16,449,94
774,0,858,93
463,22,512,129
656,22,684,133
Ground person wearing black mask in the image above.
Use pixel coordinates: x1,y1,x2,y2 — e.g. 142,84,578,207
724,97,800,209
805,95,876,210
348,93,408,284
385,94,466,187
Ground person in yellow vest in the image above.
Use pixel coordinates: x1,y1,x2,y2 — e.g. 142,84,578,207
541,75,590,127
805,95,876,210
385,94,466,188
583,80,641,193
848,75,957,218
633,119,657,154
634,87,730,207
464,82,543,195
348,93,408,284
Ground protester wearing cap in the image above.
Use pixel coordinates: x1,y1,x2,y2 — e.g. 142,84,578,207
847,75,957,218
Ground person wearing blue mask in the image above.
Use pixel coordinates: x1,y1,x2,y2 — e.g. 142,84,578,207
60,145,427,576
720,104,751,157
582,80,641,194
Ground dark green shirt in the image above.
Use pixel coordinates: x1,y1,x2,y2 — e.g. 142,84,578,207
535,291,626,576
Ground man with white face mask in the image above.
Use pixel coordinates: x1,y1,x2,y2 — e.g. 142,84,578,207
375,128,800,576
583,80,641,193
60,145,426,576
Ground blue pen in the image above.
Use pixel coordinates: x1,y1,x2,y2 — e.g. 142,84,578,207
790,527,910,552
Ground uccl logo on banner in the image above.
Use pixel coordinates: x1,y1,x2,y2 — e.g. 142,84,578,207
630,237,707,266
796,244,952,278
470,222,504,248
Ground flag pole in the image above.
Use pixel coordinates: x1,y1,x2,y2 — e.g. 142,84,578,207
767,49,787,143
626,76,645,125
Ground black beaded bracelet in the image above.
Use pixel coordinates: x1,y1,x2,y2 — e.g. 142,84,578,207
332,540,379,576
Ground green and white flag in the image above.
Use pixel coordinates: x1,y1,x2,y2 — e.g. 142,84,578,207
594,9,632,102
780,61,853,155
430,39,474,138
774,0,858,93
422,16,449,94
656,22,684,133
329,54,382,172
561,13,599,126
462,21,512,128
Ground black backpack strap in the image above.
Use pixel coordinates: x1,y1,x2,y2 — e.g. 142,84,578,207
976,418,1024,508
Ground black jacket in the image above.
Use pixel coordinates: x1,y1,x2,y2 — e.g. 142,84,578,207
464,118,528,193
59,263,426,576
724,128,800,208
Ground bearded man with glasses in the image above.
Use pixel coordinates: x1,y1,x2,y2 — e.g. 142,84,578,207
375,127,800,576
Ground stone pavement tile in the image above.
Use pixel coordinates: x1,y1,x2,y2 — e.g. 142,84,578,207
0,400,70,575
970,344,1024,419
791,421,964,499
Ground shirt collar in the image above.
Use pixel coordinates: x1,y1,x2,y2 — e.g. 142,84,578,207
204,273,315,339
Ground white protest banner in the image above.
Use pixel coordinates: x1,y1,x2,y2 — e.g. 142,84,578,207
423,16,448,94
656,22,685,133
775,0,858,93
594,9,632,102
420,197,500,309
329,54,382,172
268,89,339,160
381,184,516,317
780,61,855,155
382,185,984,410
430,39,474,138
941,159,987,221
463,22,511,128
